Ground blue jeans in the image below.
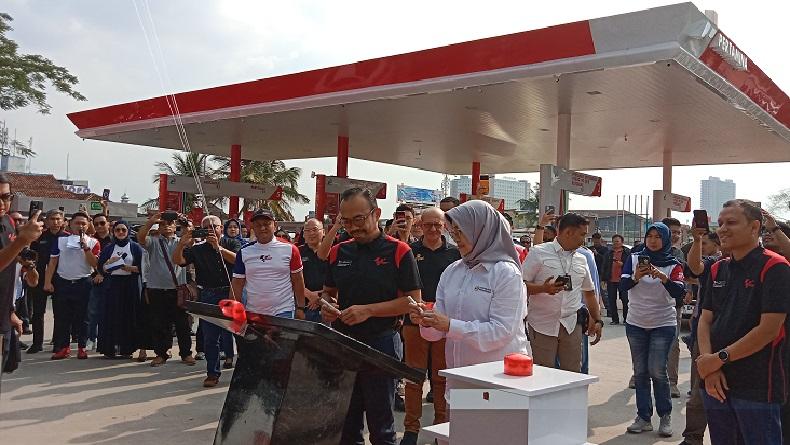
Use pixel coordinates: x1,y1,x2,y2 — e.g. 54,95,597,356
626,323,675,420
86,279,107,342
341,331,403,445
199,287,232,377
702,390,782,444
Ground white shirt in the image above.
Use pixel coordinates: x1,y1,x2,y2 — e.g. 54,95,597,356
233,238,303,316
103,243,133,276
421,260,530,374
52,235,100,280
622,254,683,329
522,240,594,337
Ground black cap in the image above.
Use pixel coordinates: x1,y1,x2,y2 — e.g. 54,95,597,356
251,209,275,221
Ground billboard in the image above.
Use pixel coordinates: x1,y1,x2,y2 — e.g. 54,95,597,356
397,185,439,204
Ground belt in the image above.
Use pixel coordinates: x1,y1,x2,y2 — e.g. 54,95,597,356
57,276,91,284
197,285,230,291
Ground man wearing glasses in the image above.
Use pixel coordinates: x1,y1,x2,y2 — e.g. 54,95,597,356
85,213,113,351
321,188,422,445
401,207,459,445
0,175,44,372
298,218,328,323
175,215,241,387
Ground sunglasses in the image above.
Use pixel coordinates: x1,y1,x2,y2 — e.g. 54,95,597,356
0,193,13,202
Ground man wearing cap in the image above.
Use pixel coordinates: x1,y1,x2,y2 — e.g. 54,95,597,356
231,209,306,320
321,188,422,445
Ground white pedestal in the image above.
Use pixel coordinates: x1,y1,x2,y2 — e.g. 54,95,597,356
425,362,598,445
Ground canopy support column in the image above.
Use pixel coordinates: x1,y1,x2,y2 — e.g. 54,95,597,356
229,144,241,218
337,136,349,178
557,113,571,213
471,161,481,196
158,173,168,212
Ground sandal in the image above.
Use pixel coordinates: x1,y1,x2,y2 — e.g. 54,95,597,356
135,350,148,362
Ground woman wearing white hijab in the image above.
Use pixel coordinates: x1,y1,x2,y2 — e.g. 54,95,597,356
411,200,529,375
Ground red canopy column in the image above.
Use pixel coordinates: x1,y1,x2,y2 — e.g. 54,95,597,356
337,136,349,178
471,161,481,196
229,144,241,218
159,174,168,211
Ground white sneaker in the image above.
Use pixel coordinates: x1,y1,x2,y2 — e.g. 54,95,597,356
86,340,96,351
658,414,672,437
627,417,653,433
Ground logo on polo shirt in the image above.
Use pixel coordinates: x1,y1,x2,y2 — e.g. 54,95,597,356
713,281,726,288
374,256,389,266
744,279,755,289
259,254,273,263
415,254,425,261
337,260,352,267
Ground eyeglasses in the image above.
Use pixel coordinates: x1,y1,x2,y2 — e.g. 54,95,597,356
0,193,13,202
303,227,322,233
340,209,375,227
421,222,443,230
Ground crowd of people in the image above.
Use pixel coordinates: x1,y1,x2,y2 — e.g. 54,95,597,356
2,172,790,445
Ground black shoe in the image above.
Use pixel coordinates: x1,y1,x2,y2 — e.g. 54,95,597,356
223,359,234,369
400,431,418,445
18,341,29,350
394,394,406,412
27,344,43,354
426,389,434,403
22,328,32,335
610,321,620,325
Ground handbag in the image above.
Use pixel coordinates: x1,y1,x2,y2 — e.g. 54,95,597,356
576,306,590,333
158,238,197,309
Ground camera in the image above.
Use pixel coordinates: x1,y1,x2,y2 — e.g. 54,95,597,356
192,228,210,239
20,248,38,262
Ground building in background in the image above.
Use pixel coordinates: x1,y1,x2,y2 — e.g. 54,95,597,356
700,176,736,219
449,175,531,210
574,210,648,246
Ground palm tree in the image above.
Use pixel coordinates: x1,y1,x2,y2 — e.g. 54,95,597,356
139,152,216,212
214,158,309,221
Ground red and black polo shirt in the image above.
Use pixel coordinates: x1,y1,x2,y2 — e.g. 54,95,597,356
326,230,421,340
702,247,790,403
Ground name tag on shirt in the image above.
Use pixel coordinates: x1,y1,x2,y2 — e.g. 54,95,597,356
474,286,492,293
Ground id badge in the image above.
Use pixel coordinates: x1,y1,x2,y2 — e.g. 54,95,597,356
562,274,573,292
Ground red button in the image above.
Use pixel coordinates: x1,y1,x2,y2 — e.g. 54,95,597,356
504,353,533,376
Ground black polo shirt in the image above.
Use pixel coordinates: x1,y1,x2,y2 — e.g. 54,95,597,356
326,230,421,340
702,247,790,403
410,237,460,303
299,244,327,292
183,238,242,289
30,230,68,290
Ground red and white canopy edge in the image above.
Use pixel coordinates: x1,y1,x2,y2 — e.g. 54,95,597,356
68,2,790,176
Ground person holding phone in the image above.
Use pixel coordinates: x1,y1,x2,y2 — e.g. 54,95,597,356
618,223,686,436
391,204,417,244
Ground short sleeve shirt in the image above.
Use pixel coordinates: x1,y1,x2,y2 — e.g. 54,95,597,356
0,215,16,333
144,236,186,289
326,231,422,340
183,240,240,288
299,244,328,292
702,247,790,403
51,235,101,280
233,238,302,316
409,237,460,303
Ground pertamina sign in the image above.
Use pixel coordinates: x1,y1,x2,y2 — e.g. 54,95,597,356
710,33,748,72
545,165,602,197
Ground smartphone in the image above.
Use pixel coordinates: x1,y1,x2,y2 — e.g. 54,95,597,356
58,206,65,212
545,205,555,214
102,188,111,200
554,275,570,286
192,228,210,238
693,209,709,231
29,200,43,218
638,255,651,267
161,210,179,222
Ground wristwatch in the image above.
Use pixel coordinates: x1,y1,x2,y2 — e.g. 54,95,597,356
594,319,604,328
717,349,730,363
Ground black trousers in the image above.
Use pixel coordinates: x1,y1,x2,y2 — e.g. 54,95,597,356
26,286,49,348
606,282,629,324
52,277,91,350
147,288,192,359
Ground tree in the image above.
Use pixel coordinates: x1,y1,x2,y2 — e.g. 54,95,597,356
766,188,790,220
214,158,309,221
514,184,540,228
139,152,216,212
0,13,86,113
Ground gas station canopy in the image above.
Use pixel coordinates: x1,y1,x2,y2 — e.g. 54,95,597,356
68,3,790,175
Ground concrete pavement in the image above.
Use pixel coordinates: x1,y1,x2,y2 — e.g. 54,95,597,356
1,310,708,444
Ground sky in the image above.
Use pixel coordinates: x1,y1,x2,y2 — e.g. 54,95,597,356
3,0,789,223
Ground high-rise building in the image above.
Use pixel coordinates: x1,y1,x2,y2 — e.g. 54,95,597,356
700,176,736,217
449,175,532,210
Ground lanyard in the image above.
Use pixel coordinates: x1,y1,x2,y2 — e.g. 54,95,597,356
555,248,573,276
